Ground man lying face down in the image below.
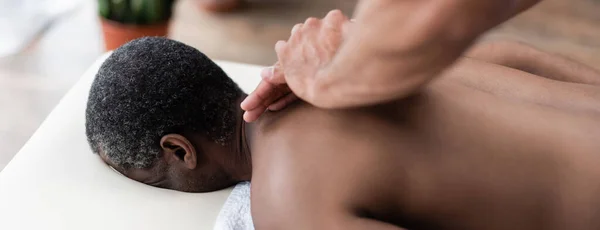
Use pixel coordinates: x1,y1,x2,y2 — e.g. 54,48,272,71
86,37,249,192
86,37,600,230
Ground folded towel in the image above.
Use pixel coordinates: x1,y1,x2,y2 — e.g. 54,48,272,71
214,182,254,230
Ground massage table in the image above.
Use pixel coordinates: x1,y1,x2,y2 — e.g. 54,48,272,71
0,53,262,230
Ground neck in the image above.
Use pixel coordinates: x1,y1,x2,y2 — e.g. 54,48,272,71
229,96,256,181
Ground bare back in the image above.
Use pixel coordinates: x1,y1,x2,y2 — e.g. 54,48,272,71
249,58,600,230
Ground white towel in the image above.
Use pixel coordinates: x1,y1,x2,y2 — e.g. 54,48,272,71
214,182,254,230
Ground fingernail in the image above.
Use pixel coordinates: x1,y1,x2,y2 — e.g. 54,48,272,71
261,67,273,79
243,112,250,122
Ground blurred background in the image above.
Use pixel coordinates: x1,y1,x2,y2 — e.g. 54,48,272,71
0,0,599,171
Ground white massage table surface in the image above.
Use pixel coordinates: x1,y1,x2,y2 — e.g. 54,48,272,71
0,53,262,230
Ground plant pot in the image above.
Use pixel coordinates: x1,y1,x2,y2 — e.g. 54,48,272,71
196,0,244,12
100,18,169,51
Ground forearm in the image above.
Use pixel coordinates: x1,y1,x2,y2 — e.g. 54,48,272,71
312,0,541,108
316,38,456,108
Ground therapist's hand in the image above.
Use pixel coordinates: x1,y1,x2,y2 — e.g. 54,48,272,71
241,10,350,122
272,10,350,105
243,0,542,118
240,62,298,122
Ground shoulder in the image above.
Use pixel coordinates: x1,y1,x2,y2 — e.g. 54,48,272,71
249,104,354,229
260,102,345,130
249,146,341,230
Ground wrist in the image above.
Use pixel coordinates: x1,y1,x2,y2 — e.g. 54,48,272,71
307,66,339,109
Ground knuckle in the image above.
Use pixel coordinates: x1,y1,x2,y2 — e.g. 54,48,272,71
326,9,343,19
304,17,320,27
291,23,303,34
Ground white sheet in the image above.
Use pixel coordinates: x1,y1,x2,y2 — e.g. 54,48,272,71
214,182,254,230
0,53,263,230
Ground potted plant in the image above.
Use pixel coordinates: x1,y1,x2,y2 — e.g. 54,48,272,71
98,0,175,50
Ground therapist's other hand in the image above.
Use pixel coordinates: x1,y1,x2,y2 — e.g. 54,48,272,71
241,10,348,122
263,0,540,110
272,10,350,107
241,62,298,122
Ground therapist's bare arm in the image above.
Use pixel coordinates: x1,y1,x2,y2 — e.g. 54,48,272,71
314,0,542,108
241,0,541,121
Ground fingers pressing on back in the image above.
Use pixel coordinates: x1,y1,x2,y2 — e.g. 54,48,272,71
268,93,298,111
240,81,275,111
243,107,267,122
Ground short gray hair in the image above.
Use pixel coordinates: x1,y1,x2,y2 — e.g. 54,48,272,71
85,37,243,169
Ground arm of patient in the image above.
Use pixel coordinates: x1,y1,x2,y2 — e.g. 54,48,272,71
465,41,600,86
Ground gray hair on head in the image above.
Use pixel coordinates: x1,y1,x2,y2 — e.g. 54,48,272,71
85,37,243,169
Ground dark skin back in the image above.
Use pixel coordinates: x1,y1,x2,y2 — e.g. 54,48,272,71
102,42,600,230
249,50,600,229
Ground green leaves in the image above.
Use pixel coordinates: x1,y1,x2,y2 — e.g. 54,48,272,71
98,0,174,24
145,0,163,25
98,0,111,18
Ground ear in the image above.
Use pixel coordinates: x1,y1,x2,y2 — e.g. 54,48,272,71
159,134,198,170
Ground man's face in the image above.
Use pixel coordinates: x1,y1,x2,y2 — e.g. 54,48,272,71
100,151,170,188
100,151,234,193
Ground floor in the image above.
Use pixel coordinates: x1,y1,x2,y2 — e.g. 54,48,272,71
0,0,599,171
